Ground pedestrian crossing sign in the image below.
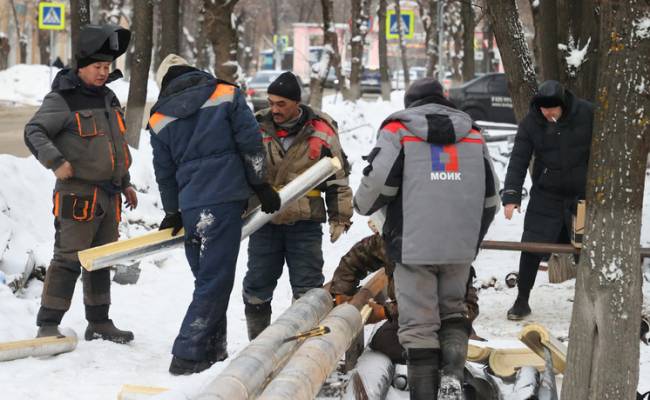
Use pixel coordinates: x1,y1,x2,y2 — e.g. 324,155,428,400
39,3,65,30
386,9,415,40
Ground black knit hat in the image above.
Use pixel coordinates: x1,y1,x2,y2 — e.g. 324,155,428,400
533,80,566,108
404,77,455,109
268,71,301,102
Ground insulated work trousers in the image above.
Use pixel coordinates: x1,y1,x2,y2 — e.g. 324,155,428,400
243,221,324,304
171,201,245,361
38,182,121,325
394,262,470,349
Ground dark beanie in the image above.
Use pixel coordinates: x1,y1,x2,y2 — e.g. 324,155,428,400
404,78,455,109
268,71,301,102
533,80,566,108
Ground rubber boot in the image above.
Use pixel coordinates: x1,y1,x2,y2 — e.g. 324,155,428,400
85,319,134,344
438,317,471,400
37,324,64,338
245,301,271,341
406,348,440,400
507,296,531,320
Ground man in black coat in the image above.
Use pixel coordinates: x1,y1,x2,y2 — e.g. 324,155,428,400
502,80,594,320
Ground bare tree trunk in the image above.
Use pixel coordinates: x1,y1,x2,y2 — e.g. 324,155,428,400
534,0,560,81
562,2,649,398
9,0,26,64
461,0,475,82
70,0,91,66
204,0,239,82
0,36,10,70
485,0,537,122
556,0,600,101
159,0,180,61
38,29,50,65
394,0,409,88
377,0,391,100
324,0,350,99
125,0,153,149
98,0,124,24
418,0,438,77
195,4,210,70
349,0,370,100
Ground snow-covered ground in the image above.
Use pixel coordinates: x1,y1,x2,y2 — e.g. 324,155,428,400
0,73,649,399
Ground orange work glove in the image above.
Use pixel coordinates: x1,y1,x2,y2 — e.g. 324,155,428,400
366,299,387,324
334,293,352,305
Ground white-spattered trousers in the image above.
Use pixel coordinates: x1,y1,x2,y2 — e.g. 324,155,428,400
394,262,470,349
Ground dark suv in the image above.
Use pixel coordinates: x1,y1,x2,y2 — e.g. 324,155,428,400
447,73,516,123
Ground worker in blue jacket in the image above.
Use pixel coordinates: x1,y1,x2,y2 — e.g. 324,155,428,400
149,54,280,375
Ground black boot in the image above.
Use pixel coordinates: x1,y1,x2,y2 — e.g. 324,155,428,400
169,356,213,376
85,319,134,344
245,301,271,341
438,318,471,400
507,296,531,320
36,324,64,338
406,348,440,400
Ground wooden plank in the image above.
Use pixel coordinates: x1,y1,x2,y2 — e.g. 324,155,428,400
467,344,493,363
488,347,545,378
0,330,77,361
117,385,168,399
519,323,567,374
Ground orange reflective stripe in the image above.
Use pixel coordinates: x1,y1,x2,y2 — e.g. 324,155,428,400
115,110,126,134
209,84,235,100
115,194,122,222
75,112,98,137
123,143,130,169
89,187,98,221
149,112,166,128
108,143,115,172
53,192,60,216
400,136,424,144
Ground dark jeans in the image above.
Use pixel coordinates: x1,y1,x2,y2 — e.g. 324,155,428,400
171,201,245,361
243,221,324,303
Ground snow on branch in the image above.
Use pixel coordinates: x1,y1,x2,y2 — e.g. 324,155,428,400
634,16,650,39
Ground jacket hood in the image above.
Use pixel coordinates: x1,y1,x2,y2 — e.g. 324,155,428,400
384,102,473,144
529,86,577,124
151,71,217,118
51,68,123,91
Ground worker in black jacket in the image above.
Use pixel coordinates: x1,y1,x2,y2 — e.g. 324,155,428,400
502,80,594,320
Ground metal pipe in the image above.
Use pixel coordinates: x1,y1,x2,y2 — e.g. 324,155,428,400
256,304,364,400
341,350,395,400
0,328,77,362
506,366,540,400
480,240,650,259
80,157,342,270
193,288,333,400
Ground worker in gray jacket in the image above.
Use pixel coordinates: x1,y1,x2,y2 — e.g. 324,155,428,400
354,78,499,400
24,24,136,343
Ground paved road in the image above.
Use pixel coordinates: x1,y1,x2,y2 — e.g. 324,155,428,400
0,106,38,157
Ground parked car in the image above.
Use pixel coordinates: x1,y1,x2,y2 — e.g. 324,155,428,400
246,70,310,112
392,67,427,90
360,68,382,94
447,73,516,123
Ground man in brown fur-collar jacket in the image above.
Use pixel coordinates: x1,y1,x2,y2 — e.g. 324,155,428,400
242,72,353,340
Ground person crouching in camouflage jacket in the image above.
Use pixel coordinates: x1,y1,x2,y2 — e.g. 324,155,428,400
329,218,480,364
25,24,136,344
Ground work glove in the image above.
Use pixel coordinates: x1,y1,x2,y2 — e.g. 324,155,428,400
333,293,352,306
329,221,350,243
159,212,183,236
366,299,387,324
252,183,281,214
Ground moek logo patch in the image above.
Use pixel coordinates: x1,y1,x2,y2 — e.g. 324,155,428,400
430,144,461,181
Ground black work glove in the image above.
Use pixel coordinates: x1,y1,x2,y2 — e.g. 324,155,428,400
252,183,281,214
159,212,183,235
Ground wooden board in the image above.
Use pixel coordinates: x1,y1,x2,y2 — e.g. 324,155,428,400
467,344,493,363
117,385,168,399
78,228,183,271
488,347,545,378
519,323,567,373
0,330,77,361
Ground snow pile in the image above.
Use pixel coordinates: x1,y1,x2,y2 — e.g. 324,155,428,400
558,37,591,77
0,64,159,107
0,84,649,398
